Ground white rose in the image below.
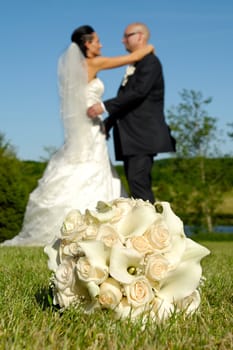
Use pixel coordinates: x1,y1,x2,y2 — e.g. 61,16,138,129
145,220,171,251
99,278,122,309
53,288,77,308
54,258,76,292
124,276,154,308
53,258,77,308
115,297,151,320
44,238,61,272
121,65,136,86
145,254,171,281
61,210,83,237
61,241,83,258
126,65,136,75
76,256,108,284
82,224,98,240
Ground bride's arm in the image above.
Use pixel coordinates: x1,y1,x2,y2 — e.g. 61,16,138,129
89,44,154,72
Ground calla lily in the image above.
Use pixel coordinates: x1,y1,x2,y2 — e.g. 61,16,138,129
44,238,61,272
176,289,201,315
158,202,187,266
109,243,143,284
114,297,132,320
84,300,101,314
150,297,175,322
78,240,110,267
158,238,210,302
160,202,185,237
117,205,158,238
86,281,100,299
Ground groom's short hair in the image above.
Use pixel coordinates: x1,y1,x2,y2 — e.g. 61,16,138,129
131,22,150,41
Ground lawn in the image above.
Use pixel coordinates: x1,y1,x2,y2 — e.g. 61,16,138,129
0,241,232,350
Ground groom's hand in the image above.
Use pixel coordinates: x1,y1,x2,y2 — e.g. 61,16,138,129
87,103,104,118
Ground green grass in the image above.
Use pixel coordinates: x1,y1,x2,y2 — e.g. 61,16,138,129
0,242,232,350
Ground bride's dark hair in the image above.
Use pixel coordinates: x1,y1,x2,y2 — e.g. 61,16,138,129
71,25,95,57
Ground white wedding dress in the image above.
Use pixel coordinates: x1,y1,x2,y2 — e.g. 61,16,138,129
2,44,125,247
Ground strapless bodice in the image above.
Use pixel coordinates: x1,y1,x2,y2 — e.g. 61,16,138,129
86,78,104,107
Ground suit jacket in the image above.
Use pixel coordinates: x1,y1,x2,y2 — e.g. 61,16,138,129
104,53,176,161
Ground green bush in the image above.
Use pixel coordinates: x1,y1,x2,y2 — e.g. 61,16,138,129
0,157,46,242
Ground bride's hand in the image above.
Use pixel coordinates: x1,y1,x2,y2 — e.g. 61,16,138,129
87,103,104,118
147,44,155,54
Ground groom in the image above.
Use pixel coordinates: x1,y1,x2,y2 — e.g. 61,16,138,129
87,22,176,203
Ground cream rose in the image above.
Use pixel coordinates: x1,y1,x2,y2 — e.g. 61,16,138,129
76,256,108,284
128,236,152,255
96,224,119,247
99,278,122,309
145,254,170,281
124,276,154,308
145,221,171,251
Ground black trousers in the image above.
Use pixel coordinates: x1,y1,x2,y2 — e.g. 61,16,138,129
123,154,155,203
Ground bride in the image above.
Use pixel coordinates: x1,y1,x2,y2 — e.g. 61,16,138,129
2,25,154,246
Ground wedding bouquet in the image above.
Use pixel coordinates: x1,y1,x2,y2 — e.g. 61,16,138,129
44,198,210,322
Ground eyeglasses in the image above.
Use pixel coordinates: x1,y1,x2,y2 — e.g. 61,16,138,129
123,31,141,39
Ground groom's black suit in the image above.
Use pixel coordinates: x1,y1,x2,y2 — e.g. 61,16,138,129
104,53,176,202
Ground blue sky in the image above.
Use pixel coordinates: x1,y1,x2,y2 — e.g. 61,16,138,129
0,0,232,162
